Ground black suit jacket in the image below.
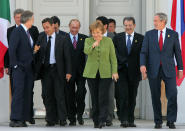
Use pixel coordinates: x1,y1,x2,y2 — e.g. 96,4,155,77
9,25,34,68
65,33,88,76
34,32,72,80
113,32,144,81
4,25,39,68
58,30,67,36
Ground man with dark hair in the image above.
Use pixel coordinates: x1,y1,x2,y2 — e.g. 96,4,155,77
96,16,115,126
34,17,72,127
108,18,116,35
51,16,67,36
96,16,114,39
9,10,35,127
113,16,144,128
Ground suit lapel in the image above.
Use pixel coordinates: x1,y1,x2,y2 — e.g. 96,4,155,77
122,32,128,55
55,34,58,54
67,33,74,49
163,28,169,51
20,25,32,50
77,34,82,49
42,33,47,50
153,29,160,51
129,33,137,55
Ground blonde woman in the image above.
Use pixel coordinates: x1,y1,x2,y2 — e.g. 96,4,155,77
83,21,118,128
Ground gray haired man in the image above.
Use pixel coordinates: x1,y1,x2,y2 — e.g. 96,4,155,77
140,12,183,129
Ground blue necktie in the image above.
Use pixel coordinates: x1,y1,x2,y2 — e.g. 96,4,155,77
127,35,132,55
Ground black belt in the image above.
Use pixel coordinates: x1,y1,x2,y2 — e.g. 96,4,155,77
49,63,56,68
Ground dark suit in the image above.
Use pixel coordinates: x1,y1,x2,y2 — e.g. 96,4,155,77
57,30,67,36
5,25,39,69
35,32,72,122
65,33,87,123
140,28,183,124
9,25,35,121
113,32,144,123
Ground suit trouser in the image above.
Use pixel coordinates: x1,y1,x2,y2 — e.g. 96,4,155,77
9,70,14,94
87,72,112,124
65,73,87,122
148,66,177,124
115,68,139,123
42,66,67,122
106,82,115,122
115,82,120,119
10,65,34,121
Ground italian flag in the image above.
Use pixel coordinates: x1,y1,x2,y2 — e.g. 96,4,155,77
0,0,10,78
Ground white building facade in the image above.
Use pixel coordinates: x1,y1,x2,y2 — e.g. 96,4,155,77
2,0,184,123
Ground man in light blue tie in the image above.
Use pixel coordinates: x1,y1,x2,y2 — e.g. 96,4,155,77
113,17,144,128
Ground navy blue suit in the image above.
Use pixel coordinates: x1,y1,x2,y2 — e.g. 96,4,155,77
140,28,183,124
9,25,34,121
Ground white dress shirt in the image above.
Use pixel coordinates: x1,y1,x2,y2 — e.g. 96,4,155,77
47,32,56,64
158,27,166,44
104,31,108,37
126,31,135,46
69,33,78,44
21,24,33,47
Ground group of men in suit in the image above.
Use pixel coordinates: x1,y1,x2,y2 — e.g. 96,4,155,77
5,8,183,129
6,9,88,127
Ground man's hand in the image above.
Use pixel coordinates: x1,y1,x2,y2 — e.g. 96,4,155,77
112,73,119,82
140,66,147,80
34,45,40,53
66,74,72,82
140,65,147,73
142,72,147,80
177,70,183,79
5,68,9,75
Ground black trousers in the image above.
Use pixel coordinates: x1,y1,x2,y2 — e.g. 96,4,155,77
148,66,177,124
10,65,34,121
9,70,14,94
87,72,112,124
65,73,86,122
42,65,67,122
115,68,139,123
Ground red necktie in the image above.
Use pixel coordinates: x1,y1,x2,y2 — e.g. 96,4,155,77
159,31,163,51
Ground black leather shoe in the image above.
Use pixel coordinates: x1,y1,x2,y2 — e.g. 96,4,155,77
55,120,59,125
28,118,35,124
46,121,55,127
60,120,67,126
78,118,84,125
154,123,162,129
9,121,27,127
69,121,76,126
166,122,176,129
128,122,136,127
106,121,113,126
98,122,105,129
94,122,99,128
9,120,17,127
120,121,128,128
